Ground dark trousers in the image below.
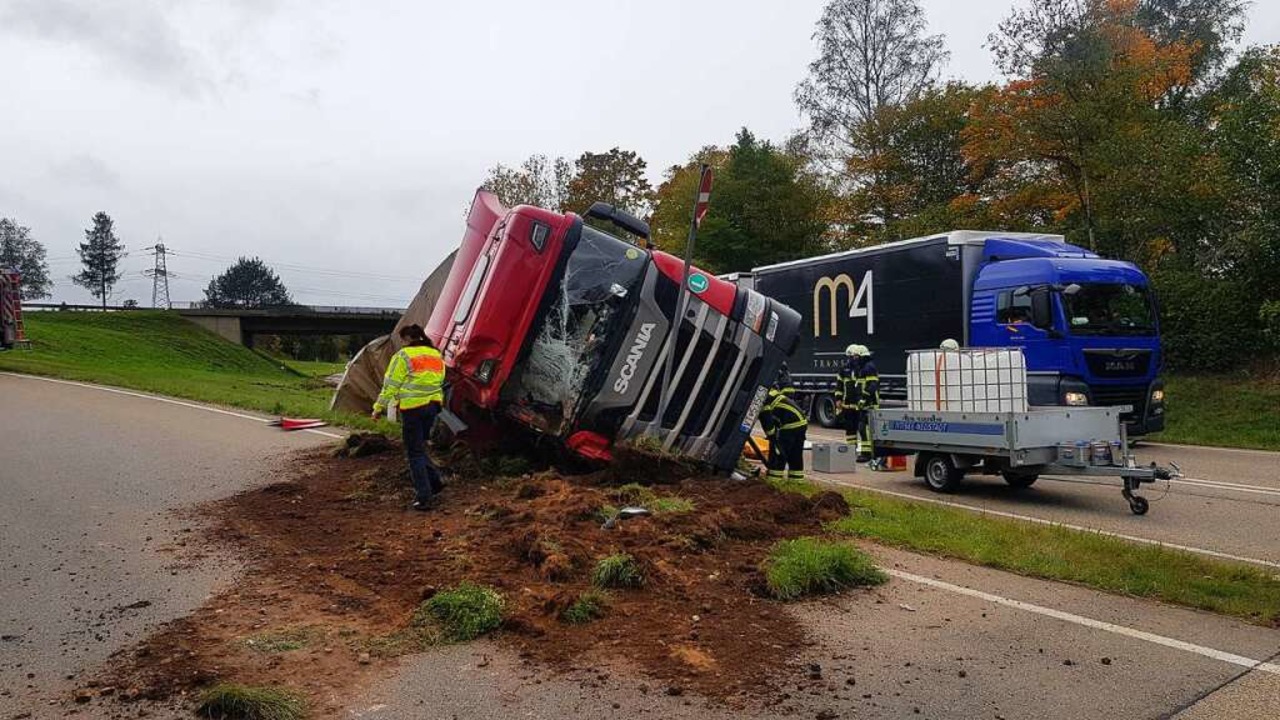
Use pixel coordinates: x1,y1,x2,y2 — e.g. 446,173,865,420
840,408,861,444
767,427,806,477
401,404,443,504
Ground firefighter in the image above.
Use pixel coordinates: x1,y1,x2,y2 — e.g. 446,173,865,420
759,375,808,483
372,324,447,511
851,344,881,463
836,344,862,446
940,338,960,350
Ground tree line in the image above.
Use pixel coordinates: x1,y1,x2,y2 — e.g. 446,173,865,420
482,0,1278,373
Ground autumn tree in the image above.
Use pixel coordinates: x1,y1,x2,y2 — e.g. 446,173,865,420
204,257,292,308
561,148,654,218
651,130,830,273
0,217,53,299
795,0,948,181
481,154,572,210
72,211,126,309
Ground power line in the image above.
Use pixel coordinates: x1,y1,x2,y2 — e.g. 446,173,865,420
169,248,423,283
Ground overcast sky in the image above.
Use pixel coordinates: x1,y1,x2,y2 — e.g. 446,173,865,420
2,0,1277,307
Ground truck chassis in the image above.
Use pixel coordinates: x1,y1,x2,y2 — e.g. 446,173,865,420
871,406,1179,515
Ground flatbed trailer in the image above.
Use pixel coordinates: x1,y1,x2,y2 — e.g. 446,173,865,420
871,405,1179,515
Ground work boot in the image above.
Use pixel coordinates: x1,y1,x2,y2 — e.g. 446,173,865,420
856,453,872,463
410,498,435,512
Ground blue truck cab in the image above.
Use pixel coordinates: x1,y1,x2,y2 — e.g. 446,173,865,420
750,231,1165,435
968,238,1164,434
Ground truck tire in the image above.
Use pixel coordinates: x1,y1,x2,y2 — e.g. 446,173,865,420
921,453,962,493
1001,471,1038,489
814,394,839,428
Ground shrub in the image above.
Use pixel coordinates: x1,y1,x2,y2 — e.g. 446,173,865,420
196,683,306,720
592,553,644,589
1152,268,1269,372
414,583,504,642
560,590,609,624
762,538,887,600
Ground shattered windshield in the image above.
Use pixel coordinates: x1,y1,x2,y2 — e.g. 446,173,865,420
1063,283,1157,336
510,225,648,431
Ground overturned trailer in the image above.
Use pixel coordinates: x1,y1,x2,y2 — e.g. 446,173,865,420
425,190,801,470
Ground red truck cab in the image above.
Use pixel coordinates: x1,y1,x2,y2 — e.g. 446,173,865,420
427,190,800,470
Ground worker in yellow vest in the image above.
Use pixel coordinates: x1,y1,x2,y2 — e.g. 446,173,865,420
372,324,447,511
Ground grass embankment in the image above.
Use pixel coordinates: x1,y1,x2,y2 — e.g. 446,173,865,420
0,311,377,430
1154,373,1280,451
829,486,1280,626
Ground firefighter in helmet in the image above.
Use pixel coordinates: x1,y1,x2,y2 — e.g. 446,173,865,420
837,344,880,462
759,369,807,483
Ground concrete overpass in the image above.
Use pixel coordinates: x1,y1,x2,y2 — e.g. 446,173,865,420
176,305,403,347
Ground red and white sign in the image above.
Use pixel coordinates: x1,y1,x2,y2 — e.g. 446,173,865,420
694,166,714,228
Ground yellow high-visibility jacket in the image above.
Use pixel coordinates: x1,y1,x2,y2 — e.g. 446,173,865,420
373,345,445,413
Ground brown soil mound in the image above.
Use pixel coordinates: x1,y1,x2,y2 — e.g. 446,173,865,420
101,446,851,714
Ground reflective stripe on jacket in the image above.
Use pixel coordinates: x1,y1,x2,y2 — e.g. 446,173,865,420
374,345,445,413
760,389,807,433
854,360,880,409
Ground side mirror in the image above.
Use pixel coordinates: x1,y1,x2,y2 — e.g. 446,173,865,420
1030,290,1053,330
584,202,651,244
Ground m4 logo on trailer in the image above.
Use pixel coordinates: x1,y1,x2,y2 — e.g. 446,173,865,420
813,270,873,337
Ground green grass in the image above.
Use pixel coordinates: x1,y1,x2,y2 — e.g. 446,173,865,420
592,553,645,589
196,683,306,720
0,311,380,431
243,626,321,654
413,583,504,643
762,537,888,600
276,358,348,378
1151,373,1280,450
560,590,610,624
611,483,695,514
831,487,1280,625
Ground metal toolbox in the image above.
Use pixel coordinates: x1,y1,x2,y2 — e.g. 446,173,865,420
811,442,858,473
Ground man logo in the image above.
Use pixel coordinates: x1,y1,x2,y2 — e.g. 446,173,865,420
813,270,874,337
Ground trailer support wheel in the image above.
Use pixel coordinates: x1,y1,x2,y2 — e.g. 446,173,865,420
1121,476,1149,515
921,453,962,493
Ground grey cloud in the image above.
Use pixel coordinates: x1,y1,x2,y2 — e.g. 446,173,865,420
0,0,210,95
48,154,121,189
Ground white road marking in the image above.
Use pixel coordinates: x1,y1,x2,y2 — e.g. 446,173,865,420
1170,477,1280,497
888,568,1280,675
1,372,347,439
1143,441,1280,458
822,477,1280,570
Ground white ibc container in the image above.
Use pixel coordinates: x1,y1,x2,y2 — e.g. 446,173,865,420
907,348,1027,413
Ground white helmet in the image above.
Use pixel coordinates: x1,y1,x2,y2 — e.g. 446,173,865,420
940,338,960,351
845,344,861,357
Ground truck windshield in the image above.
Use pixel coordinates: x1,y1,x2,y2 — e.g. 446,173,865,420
1063,283,1157,336
509,225,647,431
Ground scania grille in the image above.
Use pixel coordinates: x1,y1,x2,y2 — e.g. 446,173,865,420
1091,385,1148,421
624,301,753,459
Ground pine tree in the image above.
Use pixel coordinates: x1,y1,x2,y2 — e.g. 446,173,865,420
72,212,127,309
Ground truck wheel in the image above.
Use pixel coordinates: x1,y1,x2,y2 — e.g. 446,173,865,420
814,394,839,428
922,453,962,493
1001,471,1038,489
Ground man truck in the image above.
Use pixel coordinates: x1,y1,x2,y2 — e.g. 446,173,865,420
423,190,801,471
745,231,1164,435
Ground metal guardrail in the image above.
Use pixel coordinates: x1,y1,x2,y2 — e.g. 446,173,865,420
26,302,405,316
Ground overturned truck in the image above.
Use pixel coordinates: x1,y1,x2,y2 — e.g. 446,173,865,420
337,190,801,471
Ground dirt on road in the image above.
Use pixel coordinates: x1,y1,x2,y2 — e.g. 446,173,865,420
93,439,855,716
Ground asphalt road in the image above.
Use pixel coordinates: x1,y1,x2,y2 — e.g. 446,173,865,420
2,373,1277,720
0,373,331,718
808,426,1280,569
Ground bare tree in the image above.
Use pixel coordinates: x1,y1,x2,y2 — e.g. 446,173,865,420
481,154,572,211
795,0,948,179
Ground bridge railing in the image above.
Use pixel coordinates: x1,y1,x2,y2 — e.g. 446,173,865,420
27,302,405,316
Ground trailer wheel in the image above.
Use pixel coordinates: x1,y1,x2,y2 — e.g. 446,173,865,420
814,394,840,428
922,453,962,493
1001,471,1038,489
1129,496,1149,515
